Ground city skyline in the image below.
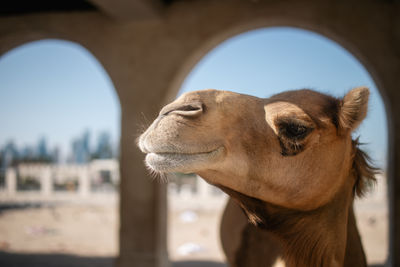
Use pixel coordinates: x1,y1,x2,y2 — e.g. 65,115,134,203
0,129,118,167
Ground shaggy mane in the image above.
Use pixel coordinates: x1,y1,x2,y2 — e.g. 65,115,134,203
352,138,379,198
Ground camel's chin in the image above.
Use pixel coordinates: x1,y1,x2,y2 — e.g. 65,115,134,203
145,147,224,173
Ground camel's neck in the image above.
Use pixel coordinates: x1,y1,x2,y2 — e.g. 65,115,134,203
220,183,354,267
269,199,350,267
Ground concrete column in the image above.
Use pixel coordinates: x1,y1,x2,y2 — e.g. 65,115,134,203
41,167,52,196
118,111,168,267
387,80,400,267
79,166,90,197
5,168,16,196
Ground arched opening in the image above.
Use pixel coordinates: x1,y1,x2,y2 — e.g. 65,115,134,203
168,27,388,265
0,39,120,264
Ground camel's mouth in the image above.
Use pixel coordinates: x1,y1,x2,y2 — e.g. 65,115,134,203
144,147,224,173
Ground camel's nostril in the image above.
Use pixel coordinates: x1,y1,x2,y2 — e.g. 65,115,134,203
178,104,202,112
161,102,204,117
173,104,203,117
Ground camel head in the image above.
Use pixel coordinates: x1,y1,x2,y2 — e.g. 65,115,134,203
138,88,371,211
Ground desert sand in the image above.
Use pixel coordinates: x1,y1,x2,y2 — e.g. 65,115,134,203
0,176,388,267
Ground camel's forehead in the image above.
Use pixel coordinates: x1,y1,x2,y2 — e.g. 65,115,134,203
264,102,312,120
266,89,340,121
177,89,257,107
179,89,242,101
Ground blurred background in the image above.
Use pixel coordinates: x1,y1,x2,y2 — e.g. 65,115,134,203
0,25,388,266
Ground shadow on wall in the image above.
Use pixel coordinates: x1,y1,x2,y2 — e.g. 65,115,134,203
0,252,113,267
173,261,227,267
0,252,228,267
0,252,386,267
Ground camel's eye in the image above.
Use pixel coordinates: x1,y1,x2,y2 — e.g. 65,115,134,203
275,119,313,156
278,121,312,140
285,123,307,137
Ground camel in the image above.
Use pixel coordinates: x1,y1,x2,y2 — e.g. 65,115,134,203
138,87,377,267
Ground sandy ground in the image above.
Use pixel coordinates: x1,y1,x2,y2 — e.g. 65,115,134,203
0,179,388,267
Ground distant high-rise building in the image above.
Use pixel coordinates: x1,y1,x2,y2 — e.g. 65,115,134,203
21,145,35,159
51,146,60,163
82,131,90,156
114,143,120,159
71,130,91,164
2,141,18,167
95,131,113,159
0,149,3,169
37,137,49,159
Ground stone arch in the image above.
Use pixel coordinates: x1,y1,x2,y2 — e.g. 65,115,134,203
167,21,389,108
0,37,121,255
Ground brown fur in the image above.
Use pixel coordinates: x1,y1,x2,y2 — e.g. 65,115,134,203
220,185,347,267
352,138,379,197
221,199,367,267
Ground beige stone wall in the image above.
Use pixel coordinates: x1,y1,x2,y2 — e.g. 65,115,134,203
0,1,399,266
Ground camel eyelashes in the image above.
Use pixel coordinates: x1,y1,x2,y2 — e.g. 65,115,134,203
275,119,313,156
282,123,307,138
277,120,313,140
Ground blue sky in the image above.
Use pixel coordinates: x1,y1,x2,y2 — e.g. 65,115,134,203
0,27,387,166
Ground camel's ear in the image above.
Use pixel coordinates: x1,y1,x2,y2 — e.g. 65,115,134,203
338,87,369,132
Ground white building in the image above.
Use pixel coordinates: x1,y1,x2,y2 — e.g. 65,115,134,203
0,159,119,202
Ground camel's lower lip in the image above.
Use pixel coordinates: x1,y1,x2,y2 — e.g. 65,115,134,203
145,147,224,173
